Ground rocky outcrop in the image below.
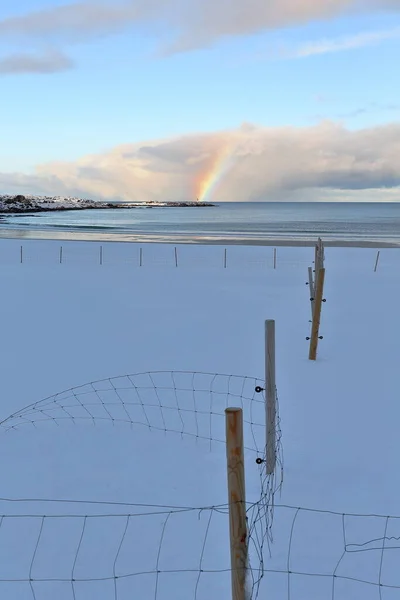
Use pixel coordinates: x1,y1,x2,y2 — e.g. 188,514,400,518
0,195,214,213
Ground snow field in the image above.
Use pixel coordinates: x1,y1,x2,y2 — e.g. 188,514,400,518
0,239,399,599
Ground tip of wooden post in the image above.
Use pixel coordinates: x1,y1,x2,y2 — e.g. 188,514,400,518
225,407,242,414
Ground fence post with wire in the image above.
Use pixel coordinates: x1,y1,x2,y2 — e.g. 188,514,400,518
306,238,326,360
226,408,248,600
265,320,277,475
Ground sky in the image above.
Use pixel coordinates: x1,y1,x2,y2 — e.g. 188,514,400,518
0,0,400,202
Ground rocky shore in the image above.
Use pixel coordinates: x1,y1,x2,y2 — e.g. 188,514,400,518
0,195,214,213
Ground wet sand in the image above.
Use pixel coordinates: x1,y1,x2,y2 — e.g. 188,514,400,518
0,226,398,248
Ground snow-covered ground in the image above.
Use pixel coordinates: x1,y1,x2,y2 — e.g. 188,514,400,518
0,239,399,599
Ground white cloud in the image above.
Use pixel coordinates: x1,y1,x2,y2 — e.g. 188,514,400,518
284,26,400,59
2,121,400,202
0,0,398,70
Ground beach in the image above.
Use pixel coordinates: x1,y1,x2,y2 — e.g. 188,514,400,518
2,201,400,247
0,227,397,247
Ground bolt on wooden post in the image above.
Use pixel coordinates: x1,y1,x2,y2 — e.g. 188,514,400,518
265,320,277,475
225,408,248,600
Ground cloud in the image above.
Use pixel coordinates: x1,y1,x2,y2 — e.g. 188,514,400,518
0,49,73,74
283,26,400,59
2,121,400,202
0,0,399,63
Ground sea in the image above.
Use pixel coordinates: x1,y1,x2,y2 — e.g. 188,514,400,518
1,202,400,246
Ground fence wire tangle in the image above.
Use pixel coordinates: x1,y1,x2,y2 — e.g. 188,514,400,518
0,371,269,456
259,503,400,599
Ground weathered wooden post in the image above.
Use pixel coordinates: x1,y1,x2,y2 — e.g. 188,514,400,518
314,243,319,284
314,237,323,284
374,251,380,272
265,320,276,475
226,408,248,600
309,268,325,360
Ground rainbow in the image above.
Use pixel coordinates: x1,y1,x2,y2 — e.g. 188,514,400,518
196,144,236,202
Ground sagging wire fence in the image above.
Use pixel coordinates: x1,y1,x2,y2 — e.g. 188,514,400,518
0,372,269,456
0,371,283,600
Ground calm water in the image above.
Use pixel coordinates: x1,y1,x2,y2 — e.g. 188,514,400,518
1,203,400,245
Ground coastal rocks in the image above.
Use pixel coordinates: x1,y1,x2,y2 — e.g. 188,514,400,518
0,195,214,214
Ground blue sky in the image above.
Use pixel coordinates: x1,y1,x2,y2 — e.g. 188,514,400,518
0,1,400,201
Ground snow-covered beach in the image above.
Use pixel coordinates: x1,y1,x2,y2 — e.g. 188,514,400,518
0,237,399,598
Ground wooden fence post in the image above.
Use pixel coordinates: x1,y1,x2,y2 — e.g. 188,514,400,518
308,267,315,317
374,251,380,272
265,320,276,475
314,238,322,282
309,268,325,360
226,408,248,600
314,243,319,283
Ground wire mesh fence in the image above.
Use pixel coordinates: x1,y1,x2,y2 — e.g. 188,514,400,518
0,500,400,599
0,372,269,456
0,371,283,600
256,503,400,599
2,370,397,598
0,241,312,270
0,500,264,600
